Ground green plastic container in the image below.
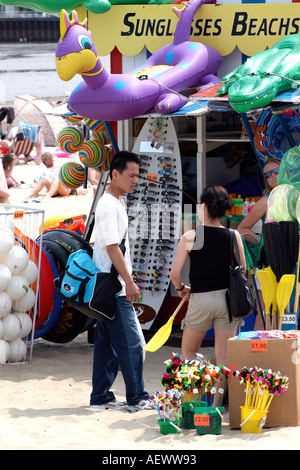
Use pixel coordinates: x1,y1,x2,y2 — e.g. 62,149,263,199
179,401,208,429
194,406,224,435
158,419,181,435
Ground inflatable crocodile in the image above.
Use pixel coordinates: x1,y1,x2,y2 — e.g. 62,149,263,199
216,34,300,113
0,0,180,14
56,0,222,121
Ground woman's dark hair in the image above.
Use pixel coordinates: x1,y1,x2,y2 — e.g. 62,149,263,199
109,150,141,178
200,184,232,219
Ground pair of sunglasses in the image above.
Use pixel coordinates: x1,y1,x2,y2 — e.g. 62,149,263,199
264,167,279,179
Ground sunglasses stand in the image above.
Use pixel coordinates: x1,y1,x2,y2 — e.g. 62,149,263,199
127,117,182,328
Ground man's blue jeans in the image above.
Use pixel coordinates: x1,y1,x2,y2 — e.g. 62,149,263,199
90,295,149,406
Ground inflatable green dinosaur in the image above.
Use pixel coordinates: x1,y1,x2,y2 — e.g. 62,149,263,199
217,34,300,112
0,0,177,13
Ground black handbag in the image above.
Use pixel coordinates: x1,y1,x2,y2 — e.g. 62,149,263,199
226,229,257,323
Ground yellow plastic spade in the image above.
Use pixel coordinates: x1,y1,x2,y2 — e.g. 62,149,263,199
256,270,273,330
276,274,296,330
265,266,278,329
143,294,188,352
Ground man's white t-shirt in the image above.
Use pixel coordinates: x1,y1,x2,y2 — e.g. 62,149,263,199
93,192,132,296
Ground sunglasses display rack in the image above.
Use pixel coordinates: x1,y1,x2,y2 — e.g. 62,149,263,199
127,117,182,329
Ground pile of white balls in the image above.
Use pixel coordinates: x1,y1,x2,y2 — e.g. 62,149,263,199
0,225,38,363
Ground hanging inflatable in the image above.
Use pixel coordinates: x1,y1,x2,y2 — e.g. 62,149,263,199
253,108,300,166
56,0,223,121
0,0,183,14
216,34,300,112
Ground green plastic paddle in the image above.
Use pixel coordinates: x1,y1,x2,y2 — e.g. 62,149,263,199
256,270,273,330
276,274,296,330
143,294,188,352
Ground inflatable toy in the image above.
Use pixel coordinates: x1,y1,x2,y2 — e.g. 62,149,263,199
59,161,86,188
216,34,300,112
84,120,110,145
2,314,21,342
5,275,29,301
56,0,222,121
20,260,38,286
15,312,33,338
79,140,104,167
9,338,27,362
2,245,29,275
0,264,12,292
57,126,84,154
277,146,300,192
0,292,12,318
0,0,183,15
0,339,10,363
40,213,87,234
0,227,15,256
253,109,300,166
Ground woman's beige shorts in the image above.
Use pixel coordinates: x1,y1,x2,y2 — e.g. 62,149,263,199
183,289,240,331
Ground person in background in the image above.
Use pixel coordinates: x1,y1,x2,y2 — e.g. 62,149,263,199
27,152,88,199
90,150,152,413
171,184,246,406
237,158,280,329
2,154,21,187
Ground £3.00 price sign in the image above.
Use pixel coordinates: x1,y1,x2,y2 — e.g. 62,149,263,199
194,414,210,426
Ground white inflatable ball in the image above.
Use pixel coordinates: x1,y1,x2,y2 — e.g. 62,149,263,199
0,264,12,292
20,260,38,286
2,313,21,341
2,245,29,275
0,291,12,318
15,312,33,338
9,338,27,362
12,287,35,312
0,319,4,339
0,227,15,256
0,339,10,363
5,275,29,301
0,216,14,234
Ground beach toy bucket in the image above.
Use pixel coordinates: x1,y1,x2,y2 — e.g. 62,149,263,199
157,419,181,435
179,401,197,429
194,406,224,435
240,406,268,434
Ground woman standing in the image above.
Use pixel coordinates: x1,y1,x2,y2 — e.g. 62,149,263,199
171,185,246,405
237,158,280,329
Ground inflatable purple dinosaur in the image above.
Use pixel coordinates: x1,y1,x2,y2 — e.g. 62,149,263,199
56,0,222,121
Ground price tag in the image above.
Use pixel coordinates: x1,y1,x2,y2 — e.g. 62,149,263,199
146,174,158,182
14,210,24,219
194,414,210,426
251,340,268,352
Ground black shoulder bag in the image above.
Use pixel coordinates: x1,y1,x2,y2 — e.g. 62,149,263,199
226,229,257,323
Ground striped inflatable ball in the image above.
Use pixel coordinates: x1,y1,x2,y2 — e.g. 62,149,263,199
59,162,86,188
79,140,105,168
57,127,84,153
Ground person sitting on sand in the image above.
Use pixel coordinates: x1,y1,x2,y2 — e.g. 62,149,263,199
2,154,21,187
28,152,88,199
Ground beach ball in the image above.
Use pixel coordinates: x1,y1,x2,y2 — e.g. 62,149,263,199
84,120,110,145
12,287,35,313
0,216,14,234
15,312,32,338
0,227,15,256
0,292,12,318
100,147,112,172
2,313,21,341
9,338,27,363
0,339,10,363
20,260,38,286
0,264,12,292
57,127,84,153
2,245,29,275
5,275,29,301
79,140,105,168
59,162,86,189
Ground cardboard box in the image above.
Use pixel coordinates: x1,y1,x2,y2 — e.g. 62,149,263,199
228,338,300,428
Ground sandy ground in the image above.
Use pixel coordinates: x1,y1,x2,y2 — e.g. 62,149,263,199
1,158,300,451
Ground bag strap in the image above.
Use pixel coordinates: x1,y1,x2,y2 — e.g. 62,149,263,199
110,228,128,277
229,228,242,267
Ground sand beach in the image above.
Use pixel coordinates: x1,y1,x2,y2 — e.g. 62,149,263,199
1,158,300,451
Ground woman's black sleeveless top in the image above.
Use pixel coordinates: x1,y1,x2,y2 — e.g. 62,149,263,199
188,226,232,293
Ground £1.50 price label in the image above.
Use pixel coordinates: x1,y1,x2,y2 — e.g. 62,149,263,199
251,340,268,352
194,414,210,426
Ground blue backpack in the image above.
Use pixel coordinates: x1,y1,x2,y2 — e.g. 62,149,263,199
55,249,122,321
